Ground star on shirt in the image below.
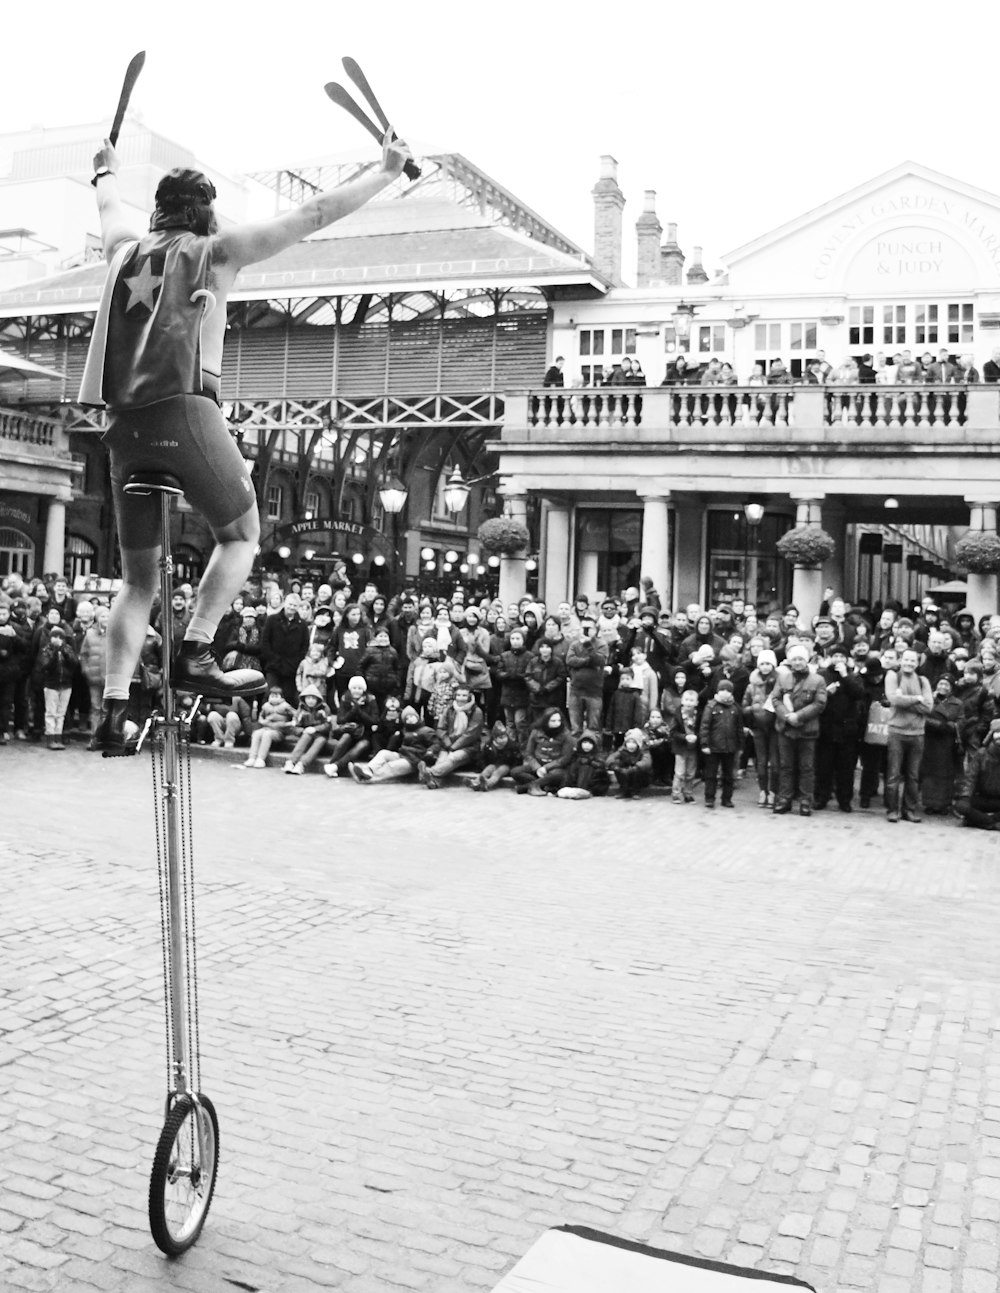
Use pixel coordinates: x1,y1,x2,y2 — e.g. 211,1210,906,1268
122,257,164,313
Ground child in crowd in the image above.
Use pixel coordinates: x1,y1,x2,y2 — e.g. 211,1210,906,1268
373,695,404,756
641,708,673,785
629,647,659,718
556,730,611,799
606,728,652,799
283,684,332,775
426,661,460,725
608,667,647,748
497,626,533,744
669,689,700,803
470,721,518,792
323,675,380,778
295,642,334,701
243,685,295,768
359,625,402,711
699,678,744,808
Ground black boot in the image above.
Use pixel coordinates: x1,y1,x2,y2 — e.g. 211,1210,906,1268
173,641,267,699
89,698,136,758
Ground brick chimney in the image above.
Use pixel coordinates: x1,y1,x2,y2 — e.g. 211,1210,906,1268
686,245,709,284
592,155,625,286
635,190,662,288
660,222,685,286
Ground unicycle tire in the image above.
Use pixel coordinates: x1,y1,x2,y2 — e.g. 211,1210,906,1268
148,1093,219,1256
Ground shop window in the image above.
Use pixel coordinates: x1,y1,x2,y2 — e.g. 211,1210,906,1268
64,534,96,585
705,510,791,613
0,527,33,579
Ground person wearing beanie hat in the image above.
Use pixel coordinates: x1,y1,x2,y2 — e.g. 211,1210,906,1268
699,676,743,807
815,640,866,813
606,727,652,799
323,675,380,778
771,644,827,815
348,704,438,783
919,673,965,814
34,621,78,750
743,646,780,806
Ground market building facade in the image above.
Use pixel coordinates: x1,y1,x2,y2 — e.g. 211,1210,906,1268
493,159,1000,620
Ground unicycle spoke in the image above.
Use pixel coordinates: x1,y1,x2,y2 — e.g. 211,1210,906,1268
149,1094,219,1256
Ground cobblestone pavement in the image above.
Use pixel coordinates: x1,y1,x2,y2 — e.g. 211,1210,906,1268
2,741,999,1292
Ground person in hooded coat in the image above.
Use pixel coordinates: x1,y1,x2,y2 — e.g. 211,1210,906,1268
919,675,964,813
510,707,575,795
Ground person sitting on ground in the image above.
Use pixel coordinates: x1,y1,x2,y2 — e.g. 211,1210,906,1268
348,704,437,783
469,721,518,792
372,694,404,757
283,684,333,775
323,675,380,778
205,695,252,749
417,684,485,789
699,678,744,808
606,727,653,799
556,730,612,800
510,707,575,796
242,685,295,768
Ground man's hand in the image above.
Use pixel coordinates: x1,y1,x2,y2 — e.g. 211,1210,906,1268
93,138,121,177
381,130,411,180
786,712,800,726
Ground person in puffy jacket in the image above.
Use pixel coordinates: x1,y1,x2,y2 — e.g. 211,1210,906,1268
34,624,78,749
323,675,380,778
699,679,744,808
347,705,437,783
742,647,780,807
511,707,575,795
470,721,518,792
557,730,611,799
771,644,827,816
606,727,652,799
565,615,608,734
418,685,485,789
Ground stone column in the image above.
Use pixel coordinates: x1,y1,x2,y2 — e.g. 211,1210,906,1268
542,503,571,610
42,498,67,579
965,499,1000,621
639,493,671,608
789,494,826,623
498,494,528,608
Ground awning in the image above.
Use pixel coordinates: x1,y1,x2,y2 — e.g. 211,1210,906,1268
0,350,65,381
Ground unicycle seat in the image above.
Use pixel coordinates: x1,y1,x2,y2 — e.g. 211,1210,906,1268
124,470,184,497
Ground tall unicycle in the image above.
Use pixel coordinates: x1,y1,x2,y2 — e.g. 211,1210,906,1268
126,469,219,1256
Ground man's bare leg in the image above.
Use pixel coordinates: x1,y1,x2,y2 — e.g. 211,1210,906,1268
182,502,260,641
174,502,266,698
91,544,159,755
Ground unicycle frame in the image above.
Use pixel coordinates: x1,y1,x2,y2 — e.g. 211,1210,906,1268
132,483,202,1111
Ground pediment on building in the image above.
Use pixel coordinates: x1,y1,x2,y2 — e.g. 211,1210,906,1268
722,162,1000,298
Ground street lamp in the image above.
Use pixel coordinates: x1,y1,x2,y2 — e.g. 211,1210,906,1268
378,475,408,514
671,301,698,344
443,465,497,514
742,501,765,606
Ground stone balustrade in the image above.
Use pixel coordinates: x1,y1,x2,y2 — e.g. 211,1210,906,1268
0,405,61,447
516,384,1000,438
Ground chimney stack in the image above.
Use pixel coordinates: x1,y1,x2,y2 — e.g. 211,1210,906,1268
635,190,662,288
660,222,685,286
686,245,709,285
592,155,625,286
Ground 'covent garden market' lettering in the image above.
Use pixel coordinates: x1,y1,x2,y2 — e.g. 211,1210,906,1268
813,193,1000,280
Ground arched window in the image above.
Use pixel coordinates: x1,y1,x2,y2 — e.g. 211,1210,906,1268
0,527,34,579
64,533,97,585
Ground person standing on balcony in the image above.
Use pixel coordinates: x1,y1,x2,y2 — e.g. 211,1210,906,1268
543,356,565,387
82,130,411,754
984,348,1000,383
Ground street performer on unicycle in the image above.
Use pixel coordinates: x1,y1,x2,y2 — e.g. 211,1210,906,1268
84,127,412,754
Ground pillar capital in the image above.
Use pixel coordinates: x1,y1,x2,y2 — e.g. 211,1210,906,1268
637,489,672,503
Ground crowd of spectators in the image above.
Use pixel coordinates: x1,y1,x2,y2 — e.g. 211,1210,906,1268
6,567,1000,829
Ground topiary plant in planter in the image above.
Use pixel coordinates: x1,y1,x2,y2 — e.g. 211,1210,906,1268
954,530,1000,574
477,516,531,555
775,525,836,568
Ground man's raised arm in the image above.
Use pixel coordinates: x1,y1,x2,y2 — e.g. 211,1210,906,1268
214,132,411,272
91,140,142,261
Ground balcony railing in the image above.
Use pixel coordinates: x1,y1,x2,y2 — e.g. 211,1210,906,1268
0,405,62,447
513,384,1000,440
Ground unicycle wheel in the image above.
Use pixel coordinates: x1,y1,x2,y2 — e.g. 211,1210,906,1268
148,1093,219,1255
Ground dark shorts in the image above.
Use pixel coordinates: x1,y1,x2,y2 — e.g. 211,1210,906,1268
103,395,256,550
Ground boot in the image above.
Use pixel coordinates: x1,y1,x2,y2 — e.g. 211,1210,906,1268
89,698,137,758
173,641,267,699
48,734,66,751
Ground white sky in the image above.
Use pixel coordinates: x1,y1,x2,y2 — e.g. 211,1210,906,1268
4,0,998,282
